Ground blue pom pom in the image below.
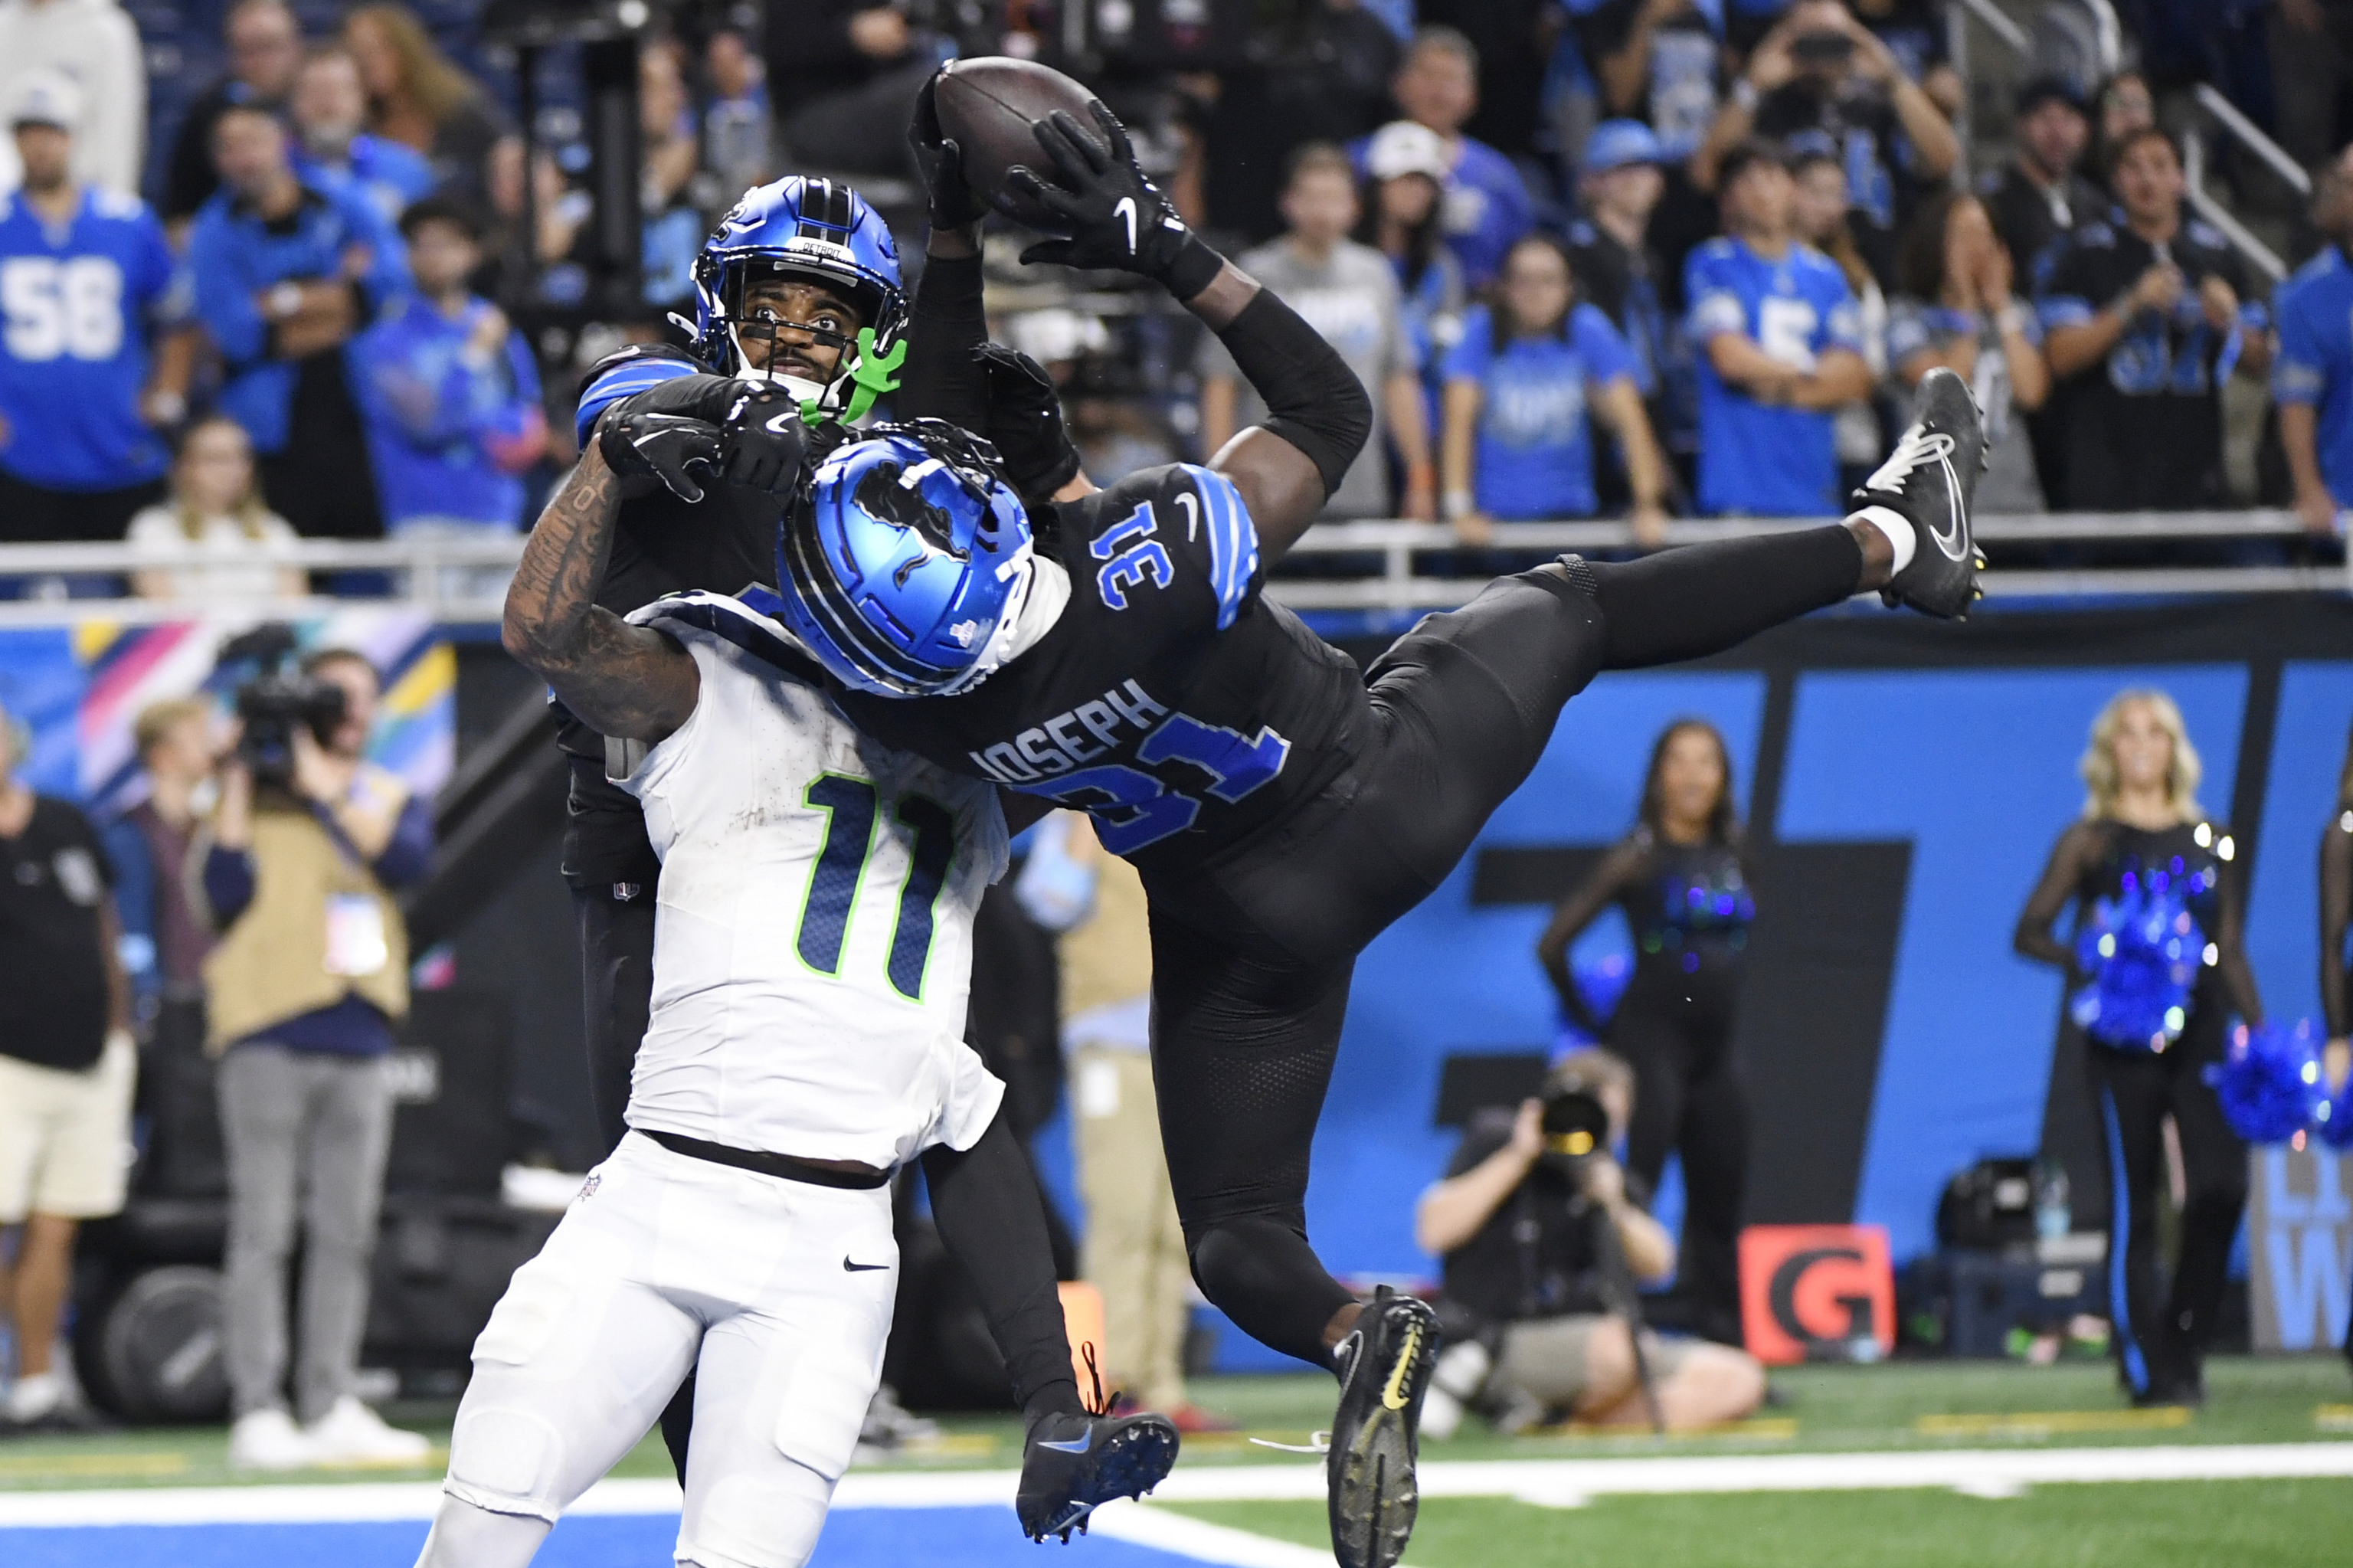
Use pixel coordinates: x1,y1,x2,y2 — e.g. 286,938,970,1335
2070,884,2203,1052
1553,951,1634,1052
2204,1020,2325,1144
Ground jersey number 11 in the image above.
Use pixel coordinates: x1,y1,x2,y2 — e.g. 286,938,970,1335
795,774,956,1000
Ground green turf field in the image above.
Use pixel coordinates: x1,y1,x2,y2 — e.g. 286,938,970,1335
1168,1479,2353,1568
2,1355,2348,1492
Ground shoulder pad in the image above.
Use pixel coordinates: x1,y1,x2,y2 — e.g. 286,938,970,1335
583,341,703,386
92,189,146,221
1694,237,1738,261
629,590,830,688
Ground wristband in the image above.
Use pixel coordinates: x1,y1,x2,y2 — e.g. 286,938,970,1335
1732,77,1760,113
267,281,303,319
1996,300,2033,337
1442,489,1474,521
1159,234,1226,304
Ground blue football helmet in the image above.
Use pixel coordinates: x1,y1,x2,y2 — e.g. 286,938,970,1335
777,421,1039,697
692,176,907,417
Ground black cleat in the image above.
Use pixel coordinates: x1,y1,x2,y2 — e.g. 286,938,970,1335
1327,1288,1438,1568
1016,1409,1180,1543
1854,365,1987,619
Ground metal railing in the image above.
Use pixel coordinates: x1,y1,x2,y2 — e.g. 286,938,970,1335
0,517,2339,626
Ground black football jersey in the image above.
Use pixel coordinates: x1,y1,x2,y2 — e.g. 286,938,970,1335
838,463,1370,876
2036,216,2264,509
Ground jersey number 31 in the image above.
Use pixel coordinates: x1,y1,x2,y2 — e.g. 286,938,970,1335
794,774,955,1000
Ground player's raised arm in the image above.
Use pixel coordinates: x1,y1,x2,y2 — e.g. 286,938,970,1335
1007,103,1371,562
503,440,702,745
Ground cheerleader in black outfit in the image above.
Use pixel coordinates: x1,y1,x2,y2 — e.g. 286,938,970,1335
2320,723,2353,1373
2015,690,2263,1406
1536,721,1754,1343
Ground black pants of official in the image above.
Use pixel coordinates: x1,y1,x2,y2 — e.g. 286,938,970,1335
2086,1003,2247,1400
1612,987,1748,1337
1140,527,1866,1370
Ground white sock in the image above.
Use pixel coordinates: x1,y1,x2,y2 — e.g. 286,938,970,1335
1851,505,1916,575
7,1371,63,1421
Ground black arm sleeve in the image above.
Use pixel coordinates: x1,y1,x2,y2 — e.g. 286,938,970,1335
918,1105,1085,1422
1211,286,1373,500
1536,839,1646,1034
894,252,990,435
2207,824,2263,1024
2323,818,2353,1039
2014,821,2103,969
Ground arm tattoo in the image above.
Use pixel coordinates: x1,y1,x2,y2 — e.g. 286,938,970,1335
502,444,699,742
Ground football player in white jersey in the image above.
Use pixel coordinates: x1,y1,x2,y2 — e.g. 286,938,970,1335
412,413,1176,1568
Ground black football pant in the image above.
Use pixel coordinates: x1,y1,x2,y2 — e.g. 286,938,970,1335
1144,527,1867,1369
2085,1002,2246,1400
1612,988,1749,1337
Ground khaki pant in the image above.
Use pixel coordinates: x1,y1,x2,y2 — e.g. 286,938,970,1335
1073,1046,1190,1413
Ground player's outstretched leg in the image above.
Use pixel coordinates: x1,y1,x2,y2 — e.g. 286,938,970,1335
1327,1285,1439,1568
1852,364,1988,619
1016,1405,1180,1543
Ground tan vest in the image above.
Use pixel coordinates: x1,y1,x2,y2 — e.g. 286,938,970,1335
197,805,408,1053
1059,849,1152,1023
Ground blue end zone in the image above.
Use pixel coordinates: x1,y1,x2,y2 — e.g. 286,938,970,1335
4,1507,1212,1568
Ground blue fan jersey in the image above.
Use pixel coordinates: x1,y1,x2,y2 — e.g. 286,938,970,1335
352,293,546,529
1684,236,1863,516
0,188,183,492
188,175,407,453
295,135,437,229
2272,244,2353,506
1441,303,1638,519
836,463,1369,875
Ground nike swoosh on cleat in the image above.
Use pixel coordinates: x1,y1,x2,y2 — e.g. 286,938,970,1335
1379,1319,1424,1413
1928,450,1965,561
843,1258,889,1272
1037,1429,1095,1453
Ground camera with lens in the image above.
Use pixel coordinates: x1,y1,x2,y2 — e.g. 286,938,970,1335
1540,1065,1613,1168
234,674,347,790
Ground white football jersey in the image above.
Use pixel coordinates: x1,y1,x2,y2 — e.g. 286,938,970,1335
615,592,1009,1169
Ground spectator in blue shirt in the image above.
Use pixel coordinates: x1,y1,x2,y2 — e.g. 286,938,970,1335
1441,234,1668,542
2276,145,2353,542
1684,137,1870,515
1380,28,1533,290
352,197,545,556
190,101,407,541
291,44,437,230
0,72,191,545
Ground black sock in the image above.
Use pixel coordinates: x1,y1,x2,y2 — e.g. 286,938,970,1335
1188,1215,1356,1373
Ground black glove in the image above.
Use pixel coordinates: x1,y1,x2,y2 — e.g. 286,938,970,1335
602,371,738,426
715,384,809,496
974,343,1082,507
601,411,721,502
908,70,987,232
1005,103,1224,300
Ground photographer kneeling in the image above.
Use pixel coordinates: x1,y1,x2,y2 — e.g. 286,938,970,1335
1415,1050,1765,1432
191,649,433,1471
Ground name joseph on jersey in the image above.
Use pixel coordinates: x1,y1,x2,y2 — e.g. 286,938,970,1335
964,678,1170,785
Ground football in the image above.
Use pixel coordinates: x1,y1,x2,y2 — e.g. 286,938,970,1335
931,56,1101,232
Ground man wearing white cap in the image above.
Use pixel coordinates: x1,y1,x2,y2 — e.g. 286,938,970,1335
0,0,142,198
0,70,191,547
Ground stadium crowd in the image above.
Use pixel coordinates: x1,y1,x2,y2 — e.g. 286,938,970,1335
0,0,2344,581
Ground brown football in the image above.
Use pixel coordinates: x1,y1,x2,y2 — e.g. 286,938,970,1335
931,56,1100,232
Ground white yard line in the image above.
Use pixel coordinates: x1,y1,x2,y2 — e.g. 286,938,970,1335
4,1443,2351,1532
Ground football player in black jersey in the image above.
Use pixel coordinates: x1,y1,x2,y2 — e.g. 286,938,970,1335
767,100,1988,1568
553,160,1172,1541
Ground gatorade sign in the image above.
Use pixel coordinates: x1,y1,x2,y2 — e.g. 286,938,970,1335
1738,1224,1895,1365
